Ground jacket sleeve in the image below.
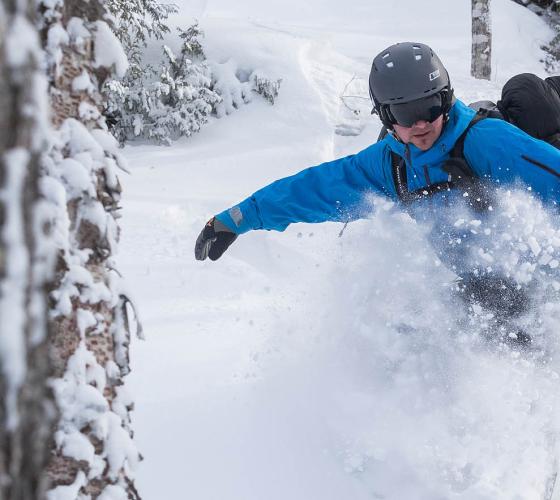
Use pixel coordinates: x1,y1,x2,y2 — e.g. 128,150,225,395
463,118,560,202
215,143,388,234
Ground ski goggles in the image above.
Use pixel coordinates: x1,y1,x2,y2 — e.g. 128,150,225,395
388,92,444,128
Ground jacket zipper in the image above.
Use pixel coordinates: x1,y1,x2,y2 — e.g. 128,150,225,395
404,146,425,189
404,145,411,190
423,165,432,185
521,155,560,180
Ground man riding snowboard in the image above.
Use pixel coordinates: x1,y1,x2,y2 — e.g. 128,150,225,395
195,42,560,341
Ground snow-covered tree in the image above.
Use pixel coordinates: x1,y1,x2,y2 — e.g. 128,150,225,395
512,0,560,12
471,0,492,80
37,0,142,497
0,0,56,497
544,27,560,71
106,24,221,144
536,3,560,71
105,22,282,145
509,0,560,71
107,0,177,68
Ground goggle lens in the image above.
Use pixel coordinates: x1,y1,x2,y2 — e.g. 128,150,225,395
389,93,444,128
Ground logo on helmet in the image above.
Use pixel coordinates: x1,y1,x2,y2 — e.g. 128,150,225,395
429,69,440,81
428,69,439,82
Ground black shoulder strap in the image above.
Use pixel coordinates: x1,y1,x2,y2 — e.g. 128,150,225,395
451,110,488,160
390,151,454,204
390,150,408,201
545,132,560,150
389,110,488,204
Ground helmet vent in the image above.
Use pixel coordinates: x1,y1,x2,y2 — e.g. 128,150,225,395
382,53,390,59
386,61,394,68
415,54,422,61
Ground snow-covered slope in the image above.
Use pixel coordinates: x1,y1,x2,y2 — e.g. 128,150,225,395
119,1,560,498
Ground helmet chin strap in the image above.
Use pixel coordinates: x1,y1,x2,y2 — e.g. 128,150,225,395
390,128,403,143
441,93,456,129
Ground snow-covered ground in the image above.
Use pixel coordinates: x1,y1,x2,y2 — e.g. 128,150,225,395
119,1,560,498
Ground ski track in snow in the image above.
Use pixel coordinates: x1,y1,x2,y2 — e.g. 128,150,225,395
299,40,370,148
119,1,560,499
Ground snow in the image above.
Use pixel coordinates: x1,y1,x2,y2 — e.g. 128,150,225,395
59,158,92,198
52,340,139,488
72,70,95,93
56,429,96,463
78,101,101,121
90,129,120,154
93,20,129,78
5,15,41,67
0,149,30,430
76,308,97,336
209,59,252,116
46,471,87,500
66,17,89,43
46,23,68,70
104,412,141,479
60,119,105,159
118,0,559,499
97,484,128,500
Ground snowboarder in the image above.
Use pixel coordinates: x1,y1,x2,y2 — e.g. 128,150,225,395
195,42,560,338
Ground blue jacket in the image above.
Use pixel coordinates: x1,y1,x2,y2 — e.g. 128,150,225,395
216,99,560,235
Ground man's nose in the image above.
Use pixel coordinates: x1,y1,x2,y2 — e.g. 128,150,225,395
412,120,430,129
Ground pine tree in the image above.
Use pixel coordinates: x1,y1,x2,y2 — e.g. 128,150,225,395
512,0,560,11
106,23,221,145
37,0,142,497
0,0,57,497
106,0,177,69
105,21,282,145
471,0,492,80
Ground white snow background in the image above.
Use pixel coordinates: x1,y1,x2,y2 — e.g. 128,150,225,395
119,1,560,498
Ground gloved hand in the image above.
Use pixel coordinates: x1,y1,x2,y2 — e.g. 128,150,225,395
194,217,238,261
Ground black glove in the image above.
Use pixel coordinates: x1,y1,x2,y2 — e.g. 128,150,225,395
194,217,238,261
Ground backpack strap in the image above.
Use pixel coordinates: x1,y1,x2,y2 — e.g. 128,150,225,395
545,131,560,150
450,109,489,162
390,110,488,204
390,151,454,204
390,150,408,201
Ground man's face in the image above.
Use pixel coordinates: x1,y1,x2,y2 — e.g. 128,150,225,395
393,115,444,151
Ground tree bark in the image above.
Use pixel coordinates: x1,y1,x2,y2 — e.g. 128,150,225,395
471,0,492,80
0,0,139,496
37,0,141,497
0,0,57,497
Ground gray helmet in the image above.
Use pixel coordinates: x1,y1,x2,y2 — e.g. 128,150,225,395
369,42,453,127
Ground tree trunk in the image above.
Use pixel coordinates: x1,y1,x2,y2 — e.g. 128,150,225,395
37,0,142,497
471,0,492,80
0,0,57,497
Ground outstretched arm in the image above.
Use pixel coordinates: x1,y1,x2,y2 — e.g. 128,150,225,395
217,145,386,233
195,143,388,260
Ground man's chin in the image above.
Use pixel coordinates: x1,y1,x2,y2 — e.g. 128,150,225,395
411,134,435,151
